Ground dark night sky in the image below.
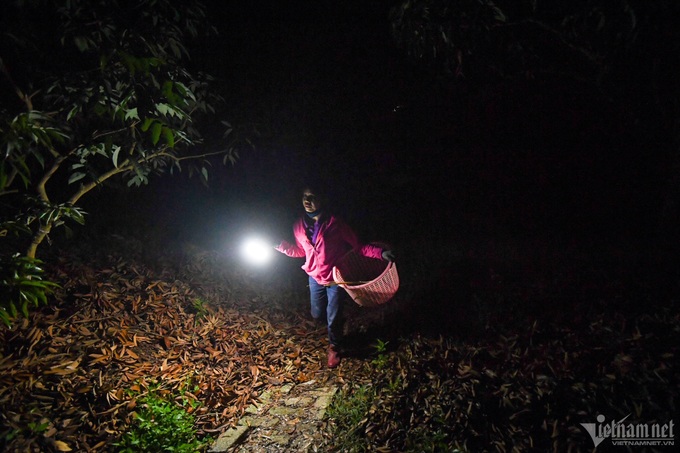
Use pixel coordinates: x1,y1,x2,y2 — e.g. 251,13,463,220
90,0,674,272
137,0,421,245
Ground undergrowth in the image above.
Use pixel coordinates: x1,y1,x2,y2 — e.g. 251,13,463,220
325,384,377,453
324,302,678,452
115,385,206,453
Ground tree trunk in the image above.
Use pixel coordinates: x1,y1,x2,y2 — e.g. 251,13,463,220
26,223,52,259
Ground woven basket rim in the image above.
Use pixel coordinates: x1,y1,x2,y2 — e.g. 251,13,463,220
332,247,397,289
335,261,395,289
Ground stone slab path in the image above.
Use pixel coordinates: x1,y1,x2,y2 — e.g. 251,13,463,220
209,380,338,452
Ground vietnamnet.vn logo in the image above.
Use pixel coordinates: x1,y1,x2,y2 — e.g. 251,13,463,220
581,414,675,447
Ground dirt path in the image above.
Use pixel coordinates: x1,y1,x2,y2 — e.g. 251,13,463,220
209,376,338,452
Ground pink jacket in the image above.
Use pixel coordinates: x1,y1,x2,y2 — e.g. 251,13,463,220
276,215,384,285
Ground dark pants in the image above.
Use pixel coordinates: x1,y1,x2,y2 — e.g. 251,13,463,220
308,276,343,347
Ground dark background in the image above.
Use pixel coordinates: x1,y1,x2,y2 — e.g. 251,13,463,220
80,0,677,302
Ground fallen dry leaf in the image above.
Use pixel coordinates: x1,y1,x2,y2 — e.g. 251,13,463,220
53,440,72,451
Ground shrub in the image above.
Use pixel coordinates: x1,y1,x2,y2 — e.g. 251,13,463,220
0,253,58,327
116,390,206,453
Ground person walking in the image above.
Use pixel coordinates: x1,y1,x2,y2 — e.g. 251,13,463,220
275,184,395,368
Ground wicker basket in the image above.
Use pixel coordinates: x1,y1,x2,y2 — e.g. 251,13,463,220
332,250,399,307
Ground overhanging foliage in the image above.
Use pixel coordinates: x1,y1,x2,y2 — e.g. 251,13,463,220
0,0,238,260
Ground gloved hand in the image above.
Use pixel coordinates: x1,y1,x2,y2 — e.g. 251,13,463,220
381,250,396,262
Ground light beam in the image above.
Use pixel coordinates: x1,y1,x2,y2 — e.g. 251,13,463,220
241,237,274,265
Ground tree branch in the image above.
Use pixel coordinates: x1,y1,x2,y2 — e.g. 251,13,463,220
172,148,233,162
36,155,68,204
66,142,160,205
67,163,133,206
1,166,20,195
92,121,140,140
0,56,33,110
499,19,604,71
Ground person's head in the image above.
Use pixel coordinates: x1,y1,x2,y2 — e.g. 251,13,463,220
302,187,323,215
300,181,330,216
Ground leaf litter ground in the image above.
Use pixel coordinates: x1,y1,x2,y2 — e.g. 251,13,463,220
1,235,678,452
0,237,350,452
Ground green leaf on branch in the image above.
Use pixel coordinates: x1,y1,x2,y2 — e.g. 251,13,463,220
141,118,155,132
151,122,162,145
112,146,121,168
0,254,59,327
68,172,86,184
73,36,92,51
161,81,178,104
125,107,139,121
162,127,175,147
67,104,81,121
